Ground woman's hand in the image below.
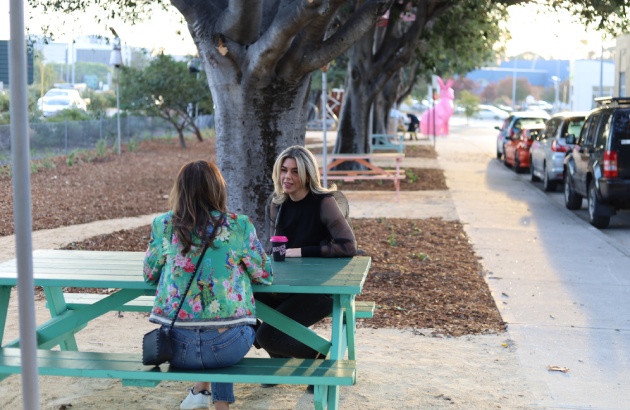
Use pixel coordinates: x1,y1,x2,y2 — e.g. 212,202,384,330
285,248,302,258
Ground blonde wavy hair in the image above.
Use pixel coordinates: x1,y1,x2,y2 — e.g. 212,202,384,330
271,145,335,204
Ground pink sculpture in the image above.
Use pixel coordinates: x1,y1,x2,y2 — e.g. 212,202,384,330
421,77,454,136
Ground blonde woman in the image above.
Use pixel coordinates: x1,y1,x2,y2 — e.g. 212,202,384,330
144,160,272,410
256,146,356,391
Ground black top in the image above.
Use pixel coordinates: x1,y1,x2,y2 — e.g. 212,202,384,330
269,191,357,257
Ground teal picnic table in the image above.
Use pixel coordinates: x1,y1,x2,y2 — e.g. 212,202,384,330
0,250,371,410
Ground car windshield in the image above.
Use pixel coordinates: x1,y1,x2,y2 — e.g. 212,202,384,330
520,118,547,127
46,99,71,106
45,90,71,97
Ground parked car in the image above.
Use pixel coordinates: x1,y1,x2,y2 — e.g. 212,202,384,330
475,104,509,120
503,124,545,172
496,111,550,160
526,100,554,113
37,88,87,116
38,97,85,117
563,97,630,228
530,112,588,191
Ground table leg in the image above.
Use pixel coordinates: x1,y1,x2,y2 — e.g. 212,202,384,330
254,300,331,355
395,158,402,202
4,288,145,351
44,286,79,350
325,295,345,410
0,286,11,346
343,295,357,360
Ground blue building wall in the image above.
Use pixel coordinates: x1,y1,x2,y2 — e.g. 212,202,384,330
466,59,571,88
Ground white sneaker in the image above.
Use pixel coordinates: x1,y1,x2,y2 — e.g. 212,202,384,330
180,387,211,410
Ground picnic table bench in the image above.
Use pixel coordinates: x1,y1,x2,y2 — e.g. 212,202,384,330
317,152,406,201
0,250,373,410
61,293,376,320
370,133,405,153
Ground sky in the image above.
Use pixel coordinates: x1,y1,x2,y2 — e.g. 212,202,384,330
0,2,615,60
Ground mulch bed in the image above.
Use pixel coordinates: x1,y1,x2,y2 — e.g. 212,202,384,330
5,136,504,336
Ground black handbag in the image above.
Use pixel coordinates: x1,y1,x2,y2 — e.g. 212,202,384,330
142,243,209,366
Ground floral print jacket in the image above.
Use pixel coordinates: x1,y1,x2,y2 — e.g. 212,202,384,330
143,210,272,329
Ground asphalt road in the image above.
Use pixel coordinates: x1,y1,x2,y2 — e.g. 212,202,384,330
437,117,630,410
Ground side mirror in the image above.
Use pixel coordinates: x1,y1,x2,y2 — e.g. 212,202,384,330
566,134,576,145
494,126,501,131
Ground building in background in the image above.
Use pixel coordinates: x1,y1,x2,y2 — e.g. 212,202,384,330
0,40,34,87
466,59,571,88
33,36,137,88
569,60,614,111
465,58,614,111
614,34,630,97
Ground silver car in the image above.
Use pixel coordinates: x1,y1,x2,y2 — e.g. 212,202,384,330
529,112,588,191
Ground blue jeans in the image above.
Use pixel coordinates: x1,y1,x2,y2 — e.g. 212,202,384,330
169,325,255,404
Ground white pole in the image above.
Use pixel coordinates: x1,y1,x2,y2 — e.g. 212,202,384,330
322,70,328,187
116,68,121,155
9,0,41,408
512,60,517,110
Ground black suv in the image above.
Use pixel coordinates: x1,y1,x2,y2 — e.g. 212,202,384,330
563,97,630,228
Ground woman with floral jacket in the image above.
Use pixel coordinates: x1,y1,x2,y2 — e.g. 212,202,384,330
143,160,272,410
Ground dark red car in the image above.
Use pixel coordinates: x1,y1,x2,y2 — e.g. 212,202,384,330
503,124,545,173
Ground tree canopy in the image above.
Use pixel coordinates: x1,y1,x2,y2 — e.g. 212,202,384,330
120,53,212,147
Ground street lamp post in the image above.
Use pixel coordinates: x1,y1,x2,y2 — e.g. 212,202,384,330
109,29,123,155
551,76,560,113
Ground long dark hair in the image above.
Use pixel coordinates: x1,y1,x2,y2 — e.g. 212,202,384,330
169,160,227,254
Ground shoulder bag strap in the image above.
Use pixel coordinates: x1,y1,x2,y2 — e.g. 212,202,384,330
166,242,209,332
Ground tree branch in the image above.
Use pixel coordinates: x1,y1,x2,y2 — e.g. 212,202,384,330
295,0,394,77
216,0,262,45
247,0,327,82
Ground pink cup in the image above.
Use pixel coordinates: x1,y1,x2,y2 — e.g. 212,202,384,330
270,236,288,262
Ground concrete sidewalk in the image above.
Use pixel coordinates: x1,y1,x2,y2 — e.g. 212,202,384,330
438,120,630,410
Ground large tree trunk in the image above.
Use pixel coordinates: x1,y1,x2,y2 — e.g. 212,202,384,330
334,31,375,155
170,0,394,237
334,1,447,152
209,75,312,235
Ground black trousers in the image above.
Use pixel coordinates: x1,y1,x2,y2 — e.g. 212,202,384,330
254,293,333,358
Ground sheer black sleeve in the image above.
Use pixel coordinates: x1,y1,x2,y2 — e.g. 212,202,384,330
318,195,357,257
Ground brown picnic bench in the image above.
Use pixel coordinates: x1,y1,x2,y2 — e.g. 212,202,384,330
317,153,406,201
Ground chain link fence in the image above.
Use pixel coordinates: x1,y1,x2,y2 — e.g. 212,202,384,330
0,116,176,166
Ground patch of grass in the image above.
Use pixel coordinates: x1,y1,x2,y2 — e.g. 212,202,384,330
66,150,80,166
413,252,431,261
405,168,419,183
30,161,42,174
127,138,139,153
388,233,397,247
0,164,11,178
41,157,56,169
95,138,108,158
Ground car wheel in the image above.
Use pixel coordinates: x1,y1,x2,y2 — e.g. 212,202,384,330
542,164,556,192
496,150,502,160
564,173,582,210
588,181,610,229
513,152,521,173
530,158,540,182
